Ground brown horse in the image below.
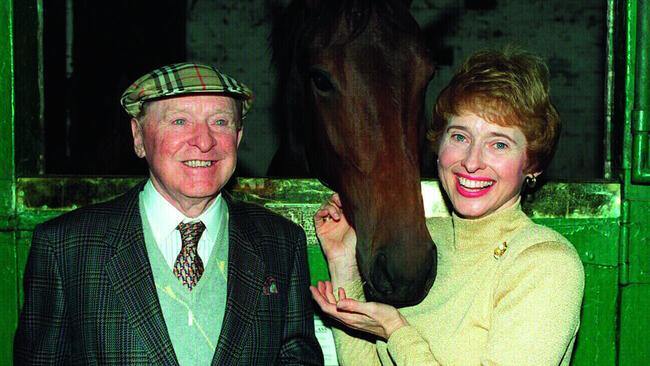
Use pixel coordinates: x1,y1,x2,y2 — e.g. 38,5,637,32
270,0,437,306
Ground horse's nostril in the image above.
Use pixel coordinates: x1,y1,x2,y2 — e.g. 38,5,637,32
371,253,394,295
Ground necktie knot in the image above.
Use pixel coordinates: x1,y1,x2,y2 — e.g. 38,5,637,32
177,221,206,248
174,221,206,291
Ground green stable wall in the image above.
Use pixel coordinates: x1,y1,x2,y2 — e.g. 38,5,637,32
7,178,625,365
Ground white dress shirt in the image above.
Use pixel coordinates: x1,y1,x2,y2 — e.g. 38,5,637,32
139,180,227,269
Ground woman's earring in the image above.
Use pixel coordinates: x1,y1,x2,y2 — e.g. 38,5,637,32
525,175,537,188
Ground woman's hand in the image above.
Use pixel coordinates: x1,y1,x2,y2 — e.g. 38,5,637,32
310,281,408,340
314,193,360,286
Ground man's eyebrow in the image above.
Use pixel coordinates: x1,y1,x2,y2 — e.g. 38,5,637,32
162,107,236,116
210,108,236,115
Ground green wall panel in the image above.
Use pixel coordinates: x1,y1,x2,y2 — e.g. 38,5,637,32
628,200,650,283
619,284,650,365
535,218,620,267
15,231,33,308
572,265,619,366
0,0,17,362
532,219,620,365
0,231,18,362
4,178,621,365
0,0,15,213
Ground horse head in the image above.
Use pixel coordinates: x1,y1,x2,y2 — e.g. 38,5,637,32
272,0,437,306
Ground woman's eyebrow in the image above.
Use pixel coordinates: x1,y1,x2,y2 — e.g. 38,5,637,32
445,124,469,132
488,132,518,143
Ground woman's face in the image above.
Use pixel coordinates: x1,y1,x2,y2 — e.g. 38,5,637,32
437,112,531,219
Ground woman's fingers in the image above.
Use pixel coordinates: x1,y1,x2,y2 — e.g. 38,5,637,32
323,201,341,220
331,193,342,208
310,286,336,312
312,281,339,305
312,281,407,339
324,281,338,304
338,287,347,301
313,205,341,225
310,283,390,338
314,193,343,222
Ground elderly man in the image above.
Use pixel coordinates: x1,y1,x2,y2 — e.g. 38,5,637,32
14,63,323,365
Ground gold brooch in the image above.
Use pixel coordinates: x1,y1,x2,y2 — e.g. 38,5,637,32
493,242,508,259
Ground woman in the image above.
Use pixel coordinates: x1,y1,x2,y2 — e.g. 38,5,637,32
311,48,585,365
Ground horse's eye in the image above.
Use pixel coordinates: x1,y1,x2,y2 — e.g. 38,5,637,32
309,70,335,93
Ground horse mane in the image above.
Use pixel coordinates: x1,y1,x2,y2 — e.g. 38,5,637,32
268,0,421,177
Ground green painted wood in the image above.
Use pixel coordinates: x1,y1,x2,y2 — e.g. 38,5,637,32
15,231,33,308
0,232,18,363
536,218,619,267
631,0,650,182
0,0,16,214
618,0,650,363
6,177,621,365
537,217,619,365
619,284,650,365
572,265,619,366
628,200,650,283
0,0,17,363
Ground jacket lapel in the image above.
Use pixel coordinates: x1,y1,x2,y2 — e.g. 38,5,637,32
212,193,265,365
105,183,179,365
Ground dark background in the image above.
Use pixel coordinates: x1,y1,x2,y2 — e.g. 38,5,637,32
36,0,606,179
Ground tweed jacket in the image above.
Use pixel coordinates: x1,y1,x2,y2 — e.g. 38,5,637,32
14,182,323,365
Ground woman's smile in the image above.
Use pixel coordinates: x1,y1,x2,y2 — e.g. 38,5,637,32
437,113,531,219
455,173,495,198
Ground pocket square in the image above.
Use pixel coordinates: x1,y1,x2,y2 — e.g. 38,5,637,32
263,275,278,295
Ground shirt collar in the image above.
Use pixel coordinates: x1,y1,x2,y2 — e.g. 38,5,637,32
141,180,225,246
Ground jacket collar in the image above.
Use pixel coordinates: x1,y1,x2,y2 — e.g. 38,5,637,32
104,181,179,365
103,183,266,365
211,191,266,364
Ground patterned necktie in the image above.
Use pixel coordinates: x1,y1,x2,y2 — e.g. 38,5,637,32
174,221,206,291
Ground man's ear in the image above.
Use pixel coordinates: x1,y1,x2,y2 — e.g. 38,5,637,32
236,126,244,148
131,118,146,158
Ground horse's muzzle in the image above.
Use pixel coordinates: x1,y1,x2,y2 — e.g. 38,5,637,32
366,242,437,307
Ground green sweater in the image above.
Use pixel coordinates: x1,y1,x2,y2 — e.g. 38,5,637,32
141,206,229,366
333,201,585,365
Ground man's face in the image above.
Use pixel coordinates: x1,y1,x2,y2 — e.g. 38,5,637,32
131,94,242,209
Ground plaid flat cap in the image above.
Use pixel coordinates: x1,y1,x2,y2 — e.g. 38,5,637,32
120,62,254,118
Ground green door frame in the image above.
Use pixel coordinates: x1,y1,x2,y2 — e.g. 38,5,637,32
0,0,18,360
618,0,650,364
631,0,650,183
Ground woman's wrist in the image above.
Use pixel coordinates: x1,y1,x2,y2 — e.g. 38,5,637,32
384,311,409,339
328,257,361,289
